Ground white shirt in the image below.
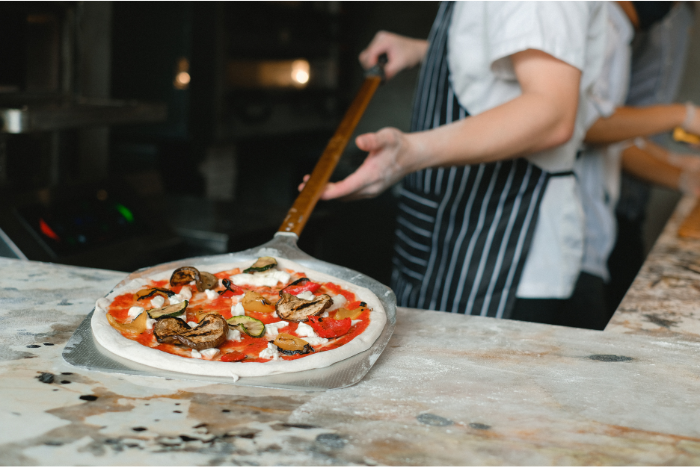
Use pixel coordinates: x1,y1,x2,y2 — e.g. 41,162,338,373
575,2,634,281
447,1,607,298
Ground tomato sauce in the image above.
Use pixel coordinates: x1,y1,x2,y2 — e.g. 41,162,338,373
106,267,374,364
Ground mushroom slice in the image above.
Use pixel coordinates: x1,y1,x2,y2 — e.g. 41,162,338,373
169,266,217,292
243,256,277,274
153,314,228,350
153,317,191,345
273,333,314,355
177,313,229,350
199,271,218,291
275,292,332,322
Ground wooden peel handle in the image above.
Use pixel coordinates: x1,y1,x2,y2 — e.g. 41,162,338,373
278,75,383,236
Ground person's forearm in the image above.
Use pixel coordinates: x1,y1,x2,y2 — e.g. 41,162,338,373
621,144,682,190
586,104,686,145
401,93,576,172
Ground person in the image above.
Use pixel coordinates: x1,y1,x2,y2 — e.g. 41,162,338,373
560,1,699,330
302,2,606,321
607,1,696,315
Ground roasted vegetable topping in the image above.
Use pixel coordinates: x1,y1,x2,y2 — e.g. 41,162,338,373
107,310,148,334
199,271,218,291
280,277,321,296
308,315,352,338
243,256,277,274
170,266,218,292
241,291,276,314
153,313,228,350
226,315,265,338
275,292,332,322
272,333,314,355
133,287,175,301
147,300,188,319
219,278,245,298
220,351,246,362
334,306,365,320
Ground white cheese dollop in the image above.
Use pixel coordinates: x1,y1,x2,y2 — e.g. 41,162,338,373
187,321,198,328
200,348,220,359
271,311,278,318
321,311,329,318
230,269,291,288
150,295,165,308
264,321,288,339
231,302,245,316
127,306,145,320
232,294,245,303
204,289,218,300
328,294,347,311
259,343,280,361
227,328,242,342
303,336,329,347
190,349,202,359
178,287,192,300
169,295,182,305
146,318,157,330
351,320,362,326
295,290,315,300
295,321,317,338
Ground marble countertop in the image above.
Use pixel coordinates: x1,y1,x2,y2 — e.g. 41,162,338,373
607,195,700,339
2,232,700,465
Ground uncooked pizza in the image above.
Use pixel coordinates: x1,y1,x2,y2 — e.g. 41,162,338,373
91,257,386,378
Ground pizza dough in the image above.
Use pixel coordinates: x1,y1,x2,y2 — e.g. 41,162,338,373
91,258,387,378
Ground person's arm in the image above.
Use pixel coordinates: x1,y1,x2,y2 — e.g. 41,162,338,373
358,31,429,80
586,103,700,145
621,140,700,196
311,49,581,200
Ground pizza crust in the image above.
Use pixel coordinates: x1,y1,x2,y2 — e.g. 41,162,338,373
91,258,387,378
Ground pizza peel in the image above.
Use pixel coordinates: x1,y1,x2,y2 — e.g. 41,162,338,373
63,56,397,391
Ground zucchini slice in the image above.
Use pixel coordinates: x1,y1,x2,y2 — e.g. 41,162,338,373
148,300,188,319
226,315,265,338
243,256,277,274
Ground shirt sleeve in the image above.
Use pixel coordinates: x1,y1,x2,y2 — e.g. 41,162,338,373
486,2,592,80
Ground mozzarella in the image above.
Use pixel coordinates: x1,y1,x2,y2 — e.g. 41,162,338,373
230,270,291,288
227,328,242,342
264,321,288,339
295,321,317,338
178,287,192,300
204,289,218,300
303,336,329,346
187,321,198,328
231,302,245,316
328,294,347,311
169,295,182,305
296,290,315,300
190,349,202,359
200,348,220,359
150,295,165,308
259,343,280,360
127,306,144,320
146,318,157,330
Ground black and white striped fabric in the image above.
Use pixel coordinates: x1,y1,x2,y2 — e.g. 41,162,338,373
391,1,550,319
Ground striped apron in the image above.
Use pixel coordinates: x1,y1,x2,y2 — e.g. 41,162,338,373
391,1,560,319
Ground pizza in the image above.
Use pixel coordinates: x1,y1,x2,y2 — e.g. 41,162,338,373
91,256,386,378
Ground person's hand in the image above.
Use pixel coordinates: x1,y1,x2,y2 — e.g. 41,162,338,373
682,103,700,137
358,31,428,80
299,128,412,200
678,170,700,197
668,153,700,172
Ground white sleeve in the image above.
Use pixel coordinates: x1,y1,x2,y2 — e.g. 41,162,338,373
486,2,593,79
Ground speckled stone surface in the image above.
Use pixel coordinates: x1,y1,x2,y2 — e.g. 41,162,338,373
607,196,700,339
2,257,700,465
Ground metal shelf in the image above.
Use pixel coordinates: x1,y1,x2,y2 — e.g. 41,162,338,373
0,95,167,133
